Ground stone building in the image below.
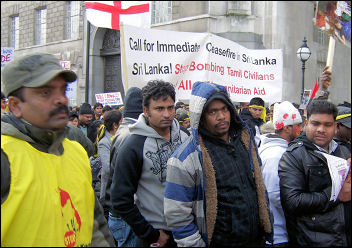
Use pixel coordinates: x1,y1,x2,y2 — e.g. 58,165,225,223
1,1,351,106
1,1,85,106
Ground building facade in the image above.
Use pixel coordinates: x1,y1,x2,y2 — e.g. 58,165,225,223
1,1,351,106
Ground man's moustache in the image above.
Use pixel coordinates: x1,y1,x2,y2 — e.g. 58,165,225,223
215,121,229,127
49,105,69,117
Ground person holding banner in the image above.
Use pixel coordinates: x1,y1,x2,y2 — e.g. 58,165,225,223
315,66,332,100
164,81,273,247
110,80,188,247
93,102,104,120
279,99,351,247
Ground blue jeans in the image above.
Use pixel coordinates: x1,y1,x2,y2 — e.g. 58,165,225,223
108,214,138,247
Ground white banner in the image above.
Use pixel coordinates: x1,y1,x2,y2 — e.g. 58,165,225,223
120,24,283,103
95,92,123,106
1,47,14,68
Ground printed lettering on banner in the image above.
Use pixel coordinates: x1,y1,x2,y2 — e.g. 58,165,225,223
95,92,123,106
1,47,14,67
120,24,283,102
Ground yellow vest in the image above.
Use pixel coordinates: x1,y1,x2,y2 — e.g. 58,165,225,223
1,135,94,247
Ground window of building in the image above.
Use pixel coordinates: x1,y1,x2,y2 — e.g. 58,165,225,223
152,1,172,24
65,1,80,40
35,8,47,45
9,15,19,49
317,29,327,46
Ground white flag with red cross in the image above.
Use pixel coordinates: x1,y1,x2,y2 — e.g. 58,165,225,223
85,1,150,30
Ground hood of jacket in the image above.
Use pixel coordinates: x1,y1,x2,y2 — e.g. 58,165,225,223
189,81,246,145
129,113,183,140
259,133,288,154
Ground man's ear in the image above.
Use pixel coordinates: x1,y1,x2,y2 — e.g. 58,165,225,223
304,119,308,127
143,106,149,118
7,96,23,118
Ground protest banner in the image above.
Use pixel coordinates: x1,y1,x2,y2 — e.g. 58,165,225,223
1,47,14,67
313,1,351,72
314,1,351,47
95,92,123,106
120,24,283,103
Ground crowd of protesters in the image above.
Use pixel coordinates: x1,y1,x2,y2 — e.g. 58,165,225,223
1,52,351,247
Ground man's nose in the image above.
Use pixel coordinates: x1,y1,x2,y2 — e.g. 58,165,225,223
317,125,326,133
163,109,172,118
54,92,68,105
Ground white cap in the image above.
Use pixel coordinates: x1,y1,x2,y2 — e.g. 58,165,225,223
273,101,302,130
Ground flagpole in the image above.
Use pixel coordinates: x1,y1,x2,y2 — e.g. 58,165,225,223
326,36,335,72
83,8,90,103
120,22,129,93
86,21,90,103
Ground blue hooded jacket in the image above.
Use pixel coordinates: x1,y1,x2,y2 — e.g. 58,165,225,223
164,81,273,246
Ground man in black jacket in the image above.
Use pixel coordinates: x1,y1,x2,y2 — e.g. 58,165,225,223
279,99,351,246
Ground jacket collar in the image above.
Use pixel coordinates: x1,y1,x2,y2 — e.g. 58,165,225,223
291,132,338,154
1,112,67,155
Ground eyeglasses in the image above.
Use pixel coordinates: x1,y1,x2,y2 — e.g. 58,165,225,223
206,106,229,117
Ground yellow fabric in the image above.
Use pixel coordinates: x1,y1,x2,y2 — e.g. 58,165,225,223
4,102,9,113
97,124,105,143
249,105,267,122
1,135,94,247
93,124,106,158
336,113,351,120
179,117,190,123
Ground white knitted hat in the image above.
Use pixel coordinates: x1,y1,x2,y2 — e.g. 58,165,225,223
273,101,302,130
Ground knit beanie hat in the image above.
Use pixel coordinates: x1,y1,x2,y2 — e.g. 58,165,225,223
336,106,351,128
178,112,189,123
123,87,143,119
79,103,92,115
273,101,302,130
176,108,187,118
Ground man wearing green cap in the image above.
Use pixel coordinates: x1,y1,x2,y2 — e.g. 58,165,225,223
1,53,114,246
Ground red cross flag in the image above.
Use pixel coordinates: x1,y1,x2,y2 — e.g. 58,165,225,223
85,1,150,30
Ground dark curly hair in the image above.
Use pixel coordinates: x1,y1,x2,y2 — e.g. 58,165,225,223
307,99,338,120
141,80,175,108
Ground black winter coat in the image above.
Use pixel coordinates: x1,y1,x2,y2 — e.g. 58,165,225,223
279,133,350,247
239,108,264,138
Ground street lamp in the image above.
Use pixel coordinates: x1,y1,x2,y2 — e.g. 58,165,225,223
296,37,311,104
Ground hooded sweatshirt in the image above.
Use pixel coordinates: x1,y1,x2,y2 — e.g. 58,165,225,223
258,133,289,244
110,113,188,244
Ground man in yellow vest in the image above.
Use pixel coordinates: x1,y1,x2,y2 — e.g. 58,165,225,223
1,53,115,247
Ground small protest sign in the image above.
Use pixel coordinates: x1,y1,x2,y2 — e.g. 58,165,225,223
95,92,123,106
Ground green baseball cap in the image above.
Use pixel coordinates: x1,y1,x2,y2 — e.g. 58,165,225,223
1,53,77,97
